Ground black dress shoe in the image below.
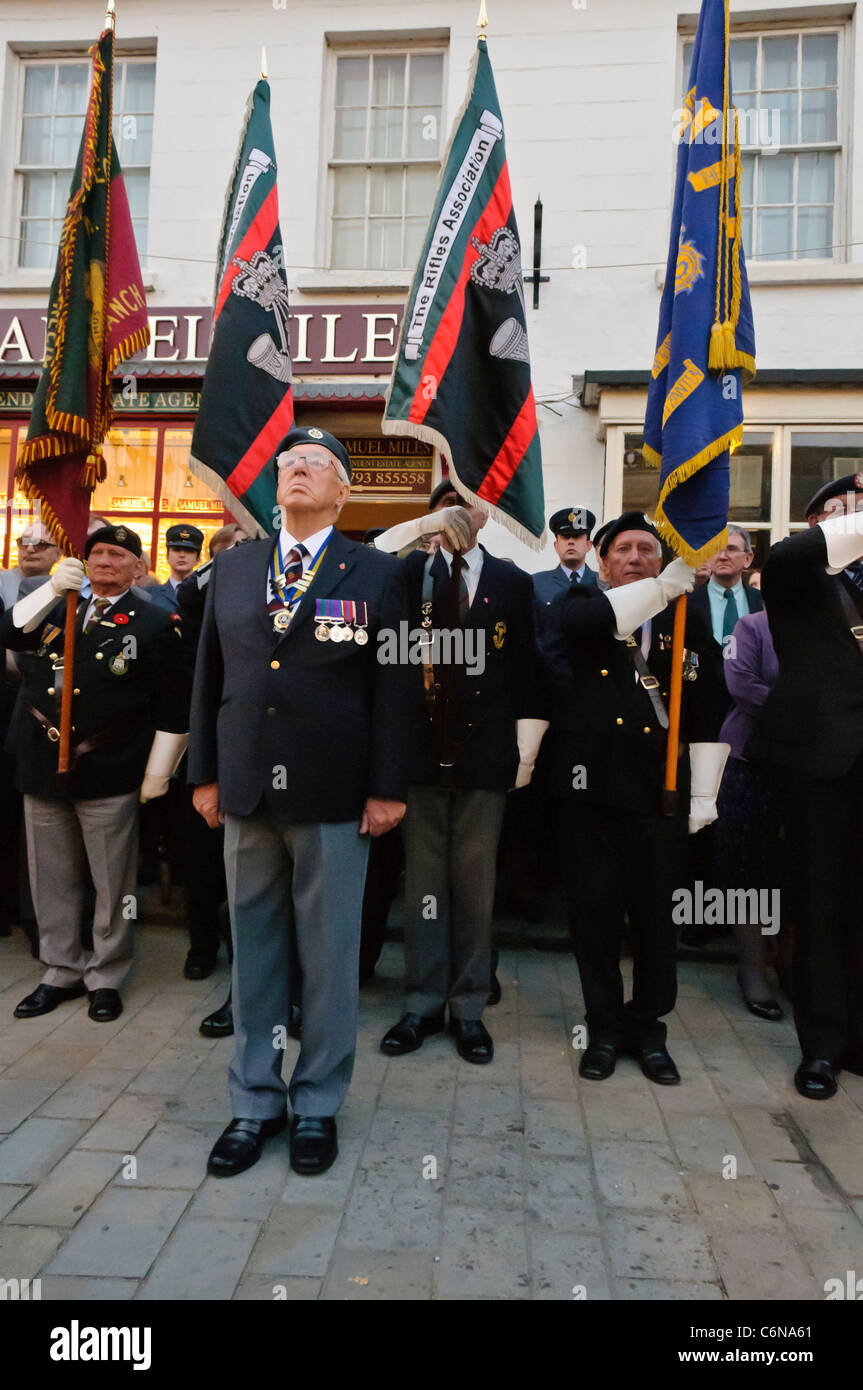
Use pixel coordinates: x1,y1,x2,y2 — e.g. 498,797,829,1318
290,1115,337,1175
794,1058,837,1100
87,988,122,1022
737,973,783,1021
579,1041,618,1080
451,1018,494,1064
184,952,217,980
639,1047,681,1085
200,997,233,1038
14,981,86,1019
487,973,502,1006
207,1114,287,1177
380,1011,445,1056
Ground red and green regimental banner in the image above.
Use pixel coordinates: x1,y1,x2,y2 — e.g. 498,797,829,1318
383,39,545,549
18,26,150,558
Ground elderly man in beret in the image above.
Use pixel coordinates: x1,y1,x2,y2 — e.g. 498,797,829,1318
190,426,411,1178
3,524,190,1024
747,473,863,1099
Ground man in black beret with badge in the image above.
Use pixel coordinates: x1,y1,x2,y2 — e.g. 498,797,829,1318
544,512,727,1085
747,473,863,1099
190,425,409,1178
3,524,191,1024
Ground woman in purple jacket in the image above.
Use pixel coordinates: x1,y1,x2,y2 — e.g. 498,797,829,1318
715,608,786,1019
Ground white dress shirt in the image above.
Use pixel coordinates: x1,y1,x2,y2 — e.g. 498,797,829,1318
267,524,333,604
559,562,586,583
439,543,484,606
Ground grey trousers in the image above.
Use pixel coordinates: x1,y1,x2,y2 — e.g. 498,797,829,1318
223,808,370,1120
24,792,139,992
403,785,506,1020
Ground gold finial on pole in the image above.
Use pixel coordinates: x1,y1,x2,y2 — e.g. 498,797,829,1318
261,46,268,80
477,0,489,41
105,0,115,30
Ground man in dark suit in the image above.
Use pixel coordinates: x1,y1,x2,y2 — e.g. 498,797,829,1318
380,492,546,1065
533,507,597,645
688,523,763,649
747,474,863,1100
190,426,408,1178
544,513,727,1085
3,525,190,1024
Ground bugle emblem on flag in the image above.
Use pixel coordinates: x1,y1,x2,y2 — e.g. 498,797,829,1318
643,0,756,565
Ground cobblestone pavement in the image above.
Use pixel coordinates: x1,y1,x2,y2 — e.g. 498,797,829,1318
1,925,862,1302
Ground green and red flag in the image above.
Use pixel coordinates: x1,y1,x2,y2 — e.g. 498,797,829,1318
383,38,545,548
189,79,292,536
17,26,150,557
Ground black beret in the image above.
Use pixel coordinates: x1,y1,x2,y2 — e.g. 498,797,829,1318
597,511,661,559
85,523,142,560
428,478,461,510
272,427,352,481
549,506,596,538
804,472,863,518
165,523,204,552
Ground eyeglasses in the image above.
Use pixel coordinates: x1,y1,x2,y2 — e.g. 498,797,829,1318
17,539,54,551
276,453,337,475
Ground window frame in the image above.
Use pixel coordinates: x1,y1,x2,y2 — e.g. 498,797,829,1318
324,40,448,273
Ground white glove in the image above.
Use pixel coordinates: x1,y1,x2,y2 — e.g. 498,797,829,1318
604,558,696,639
820,510,863,573
688,741,730,834
373,506,472,557
50,557,85,596
513,718,550,789
140,731,189,803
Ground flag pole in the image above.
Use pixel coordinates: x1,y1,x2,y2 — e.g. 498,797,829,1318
260,47,267,79
661,593,687,816
477,0,489,40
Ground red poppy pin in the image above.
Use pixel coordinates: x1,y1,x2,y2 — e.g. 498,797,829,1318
114,613,129,624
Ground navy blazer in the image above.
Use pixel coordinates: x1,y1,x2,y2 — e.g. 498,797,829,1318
188,528,410,822
533,563,597,646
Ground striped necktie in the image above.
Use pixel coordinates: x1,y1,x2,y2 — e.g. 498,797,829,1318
84,597,110,633
268,543,307,613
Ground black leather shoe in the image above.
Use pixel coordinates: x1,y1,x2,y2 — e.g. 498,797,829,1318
737,973,783,1021
794,1058,837,1100
14,981,85,1019
487,973,502,1006
207,1114,287,1177
200,997,233,1037
87,988,122,1022
579,1041,619,1080
639,1047,681,1085
290,1115,337,1175
380,1011,445,1056
451,1018,494,1064
184,953,217,980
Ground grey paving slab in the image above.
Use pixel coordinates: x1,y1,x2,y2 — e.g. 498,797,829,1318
3,1041,103,1084
520,1049,579,1099
615,1277,725,1300
322,1247,435,1300
0,1223,63,1276
729,1106,808,1163
0,1117,90,1182
137,1216,261,1300
525,1158,601,1233
76,1094,166,1152
117,1120,219,1189
0,1079,60,1133
684,1173,787,1234
665,1113,757,1177
5,1150,122,1226
523,1097,588,1159
782,1207,863,1287
592,1139,689,1212
0,1184,29,1220
452,1082,523,1140
35,1068,131,1120
45,1187,191,1277
445,1134,524,1208
756,1158,847,1211
247,1203,342,1277
339,1168,443,1251
581,1086,667,1143
604,1210,718,1282
190,1142,292,1221
530,1231,612,1300
708,1231,821,1301
38,1276,139,1300
436,1205,530,1299
233,1276,321,1300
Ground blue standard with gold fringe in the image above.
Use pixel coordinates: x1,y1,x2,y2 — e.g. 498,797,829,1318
643,0,756,565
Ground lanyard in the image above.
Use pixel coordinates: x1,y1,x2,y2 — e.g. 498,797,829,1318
269,534,329,607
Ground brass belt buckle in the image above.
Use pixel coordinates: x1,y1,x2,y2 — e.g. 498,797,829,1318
851,625,863,641
47,725,60,743
640,674,660,690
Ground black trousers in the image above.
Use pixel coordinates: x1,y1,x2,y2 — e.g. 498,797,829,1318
182,783,228,959
782,758,863,1064
558,801,686,1049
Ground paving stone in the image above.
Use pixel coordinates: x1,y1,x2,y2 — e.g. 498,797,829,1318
0,1079,59,1133
605,1210,718,1282
592,1139,688,1212
91,1028,178,1072
0,1117,90,1182
708,1231,821,1300
530,1231,612,1300
0,1183,29,1220
520,1049,579,1099
138,1216,261,1299
452,1083,523,1140
684,1173,786,1233
581,1087,666,1144
782,1207,863,1287
728,1106,806,1163
35,1069,131,1120
76,1094,165,1152
615,1277,724,1300
340,1170,442,1251
0,1031,49,1068
436,1205,530,1299
675,997,733,1032
233,1276,321,1300
247,1203,342,1276
523,1097,587,1159
665,1113,756,1177
322,1248,434,1300
756,1158,846,1211
525,1158,601,1233
118,1120,219,1189
445,1135,524,1208
378,1061,457,1113
190,1142,291,1221
38,1276,139,1300
653,1073,725,1114
809,1142,863,1199
45,1187,191,1277
6,1150,121,1226
0,1224,63,1277
457,1041,521,1086
125,1043,210,1095
360,1107,450,1180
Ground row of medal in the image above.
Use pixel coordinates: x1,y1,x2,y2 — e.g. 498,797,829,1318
313,598,369,645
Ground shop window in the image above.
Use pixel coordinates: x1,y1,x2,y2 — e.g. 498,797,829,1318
789,431,863,523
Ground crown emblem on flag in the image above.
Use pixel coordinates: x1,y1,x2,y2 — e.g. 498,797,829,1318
231,248,293,385
470,226,522,297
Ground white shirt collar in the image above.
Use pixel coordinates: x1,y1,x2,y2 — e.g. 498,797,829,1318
86,589,130,615
280,523,333,560
440,543,482,573
708,575,744,599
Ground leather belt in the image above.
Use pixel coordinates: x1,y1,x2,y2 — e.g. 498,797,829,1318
835,577,863,656
625,637,669,730
28,707,129,769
